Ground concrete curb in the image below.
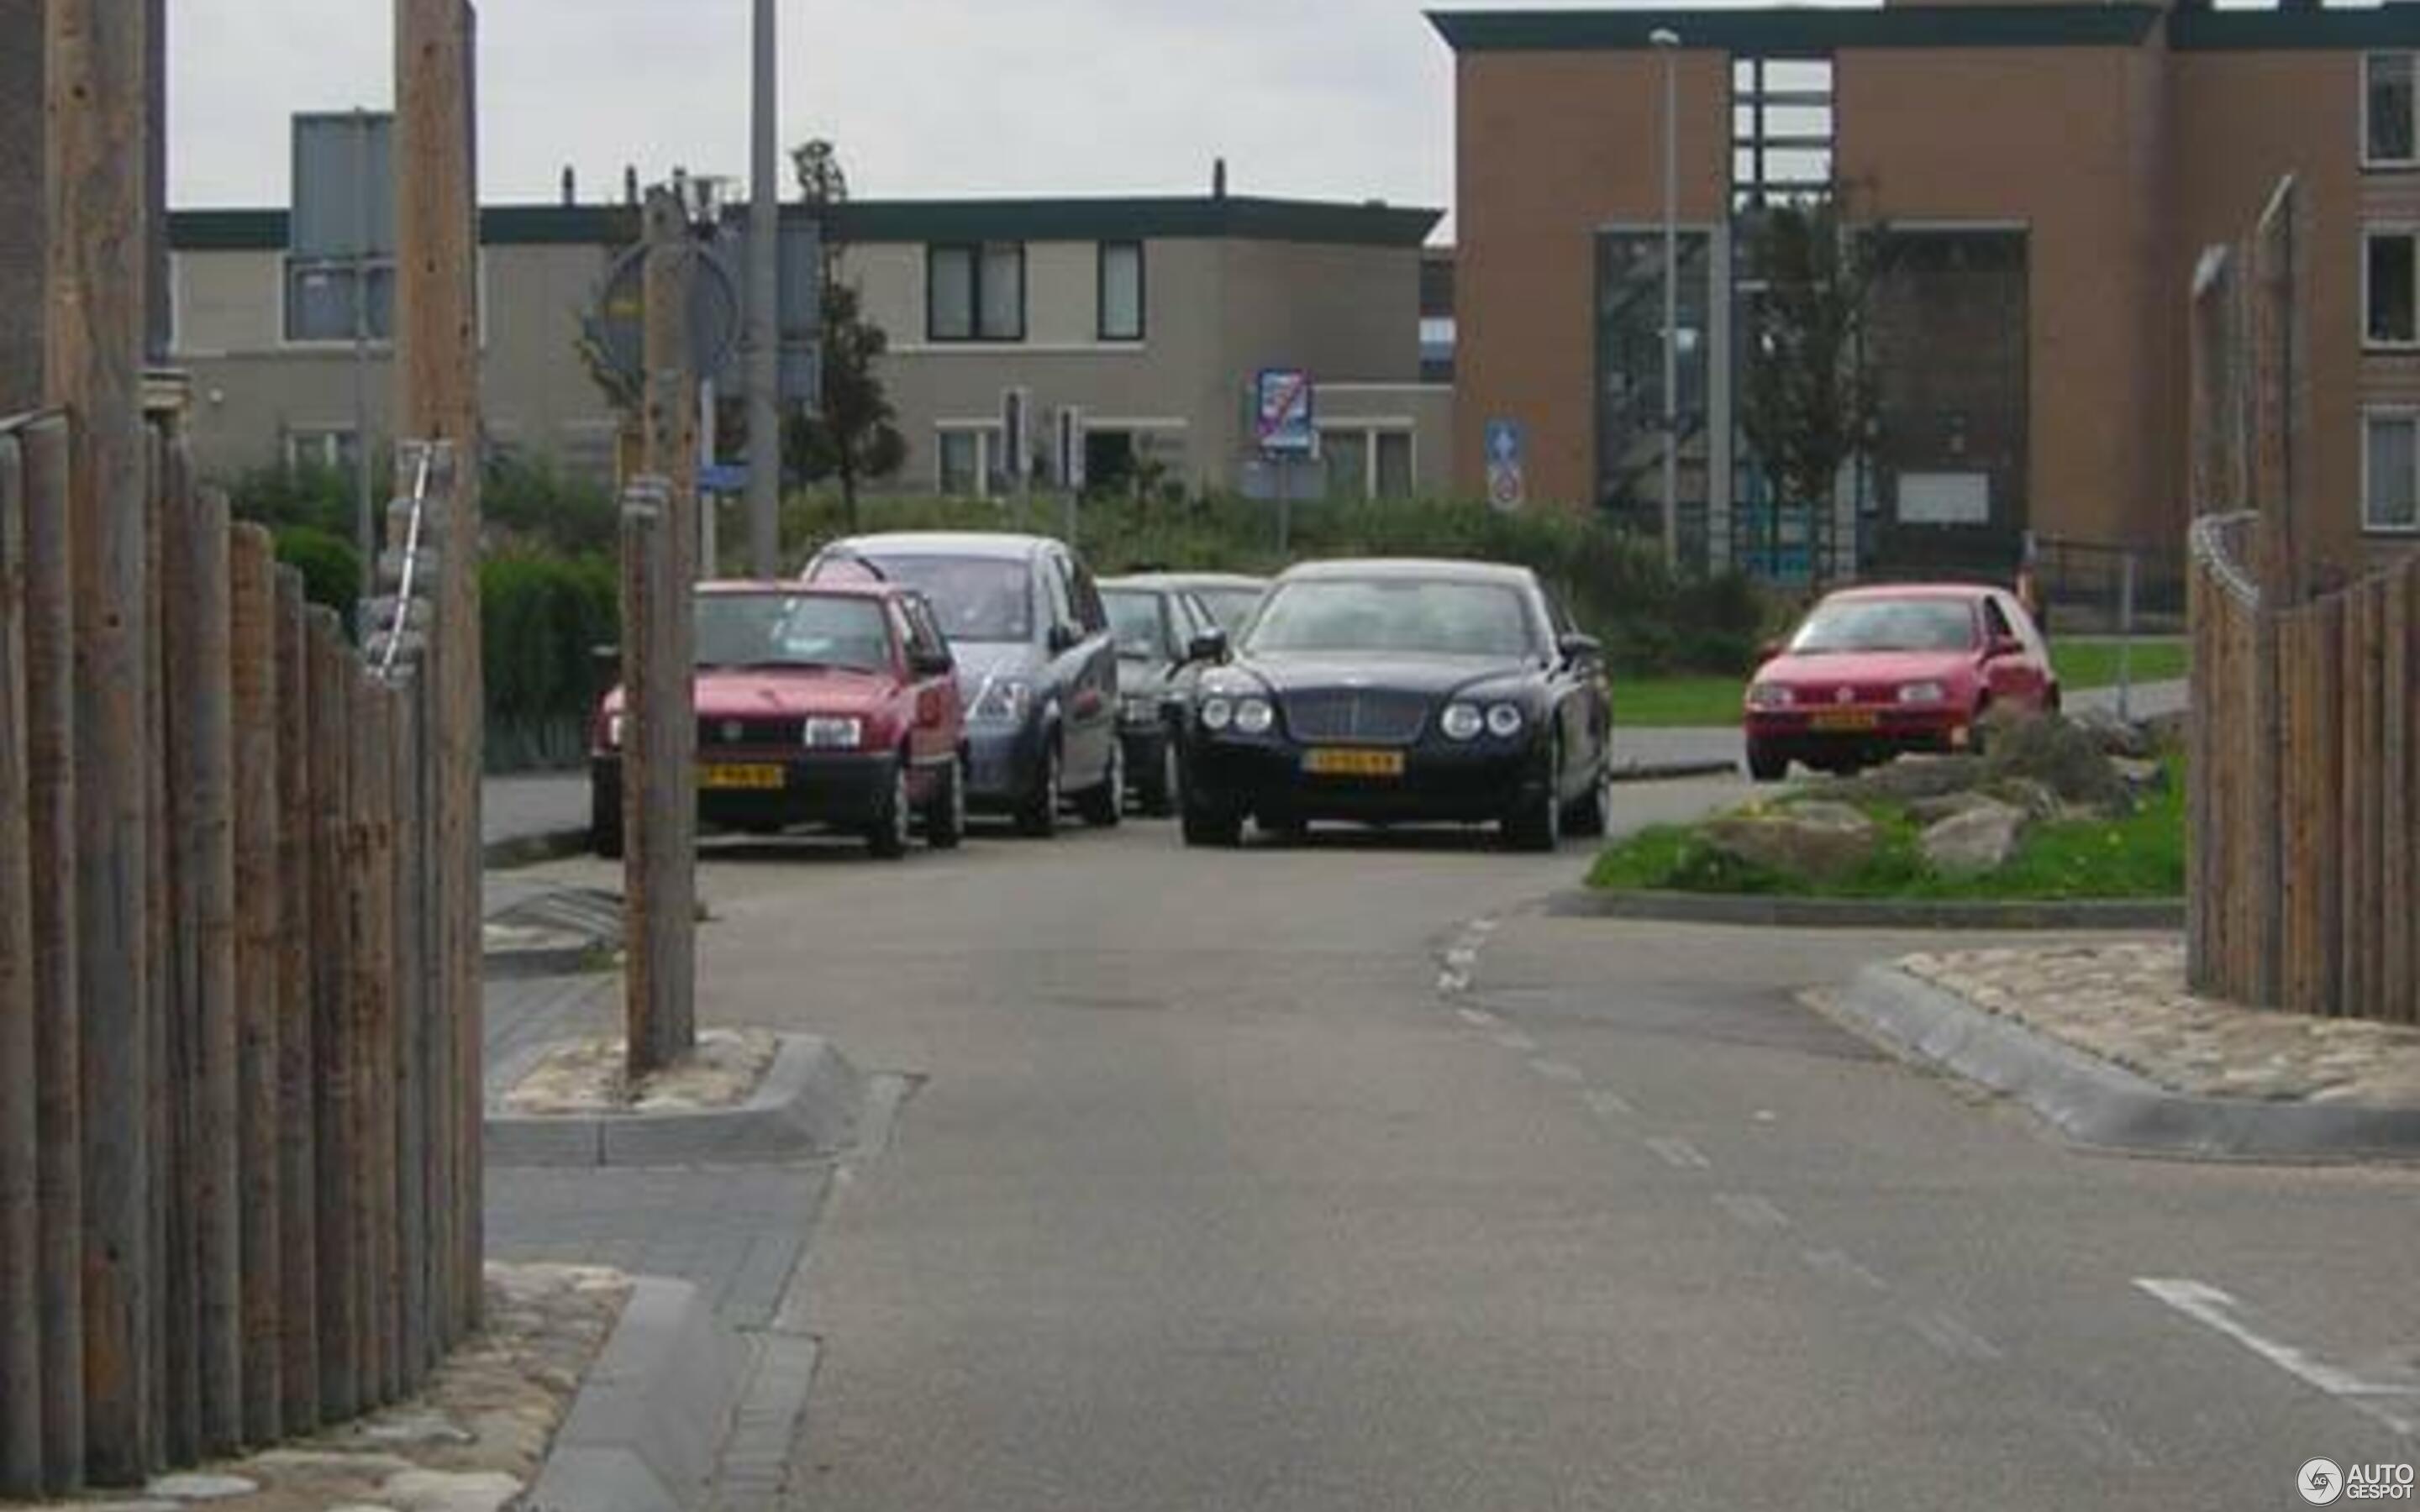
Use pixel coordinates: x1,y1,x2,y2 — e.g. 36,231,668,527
487,1034,867,1168
1548,888,2185,932
1608,759,1739,785
523,1276,748,1512
483,827,593,873
1828,963,2420,1160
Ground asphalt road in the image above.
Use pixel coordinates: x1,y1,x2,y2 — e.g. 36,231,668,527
529,772,2415,1510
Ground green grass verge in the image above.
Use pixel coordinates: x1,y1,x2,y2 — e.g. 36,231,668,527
1614,637,2191,729
1586,760,2186,901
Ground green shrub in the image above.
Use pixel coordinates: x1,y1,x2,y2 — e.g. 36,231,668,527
271,527,361,618
227,462,356,539
481,552,618,771
485,454,621,557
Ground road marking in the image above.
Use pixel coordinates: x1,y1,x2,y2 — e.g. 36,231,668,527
1906,1308,2005,1364
1494,1030,1539,1053
1644,1136,1712,1170
1528,1058,1586,1084
1582,1089,1637,1119
1712,1193,1791,1231
1437,970,1471,996
2136,1278,2420,1435
1456,1006,1502,1030
1802,1247,1891,1294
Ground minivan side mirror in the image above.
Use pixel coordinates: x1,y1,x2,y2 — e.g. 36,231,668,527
1187,627,1230,665
1047,622,1082,655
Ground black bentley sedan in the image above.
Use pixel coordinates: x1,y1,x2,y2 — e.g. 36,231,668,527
1177,559,1613,851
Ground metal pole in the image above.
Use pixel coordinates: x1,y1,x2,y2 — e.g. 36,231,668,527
744,0,781,577
698,378,718,580
1655,29,1681,576
2118,549,2137,722
352,108,376,606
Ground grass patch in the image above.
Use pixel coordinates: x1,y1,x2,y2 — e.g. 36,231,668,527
1587,759,2186,901
2052,637,2188,692
1615,677,1750,728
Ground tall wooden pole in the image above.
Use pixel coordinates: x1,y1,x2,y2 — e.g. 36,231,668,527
627,187,699,1079
45,0,155,1482
0,438,39,1499
228,525,285,1446
271,570,319,1435
394,0,483,1332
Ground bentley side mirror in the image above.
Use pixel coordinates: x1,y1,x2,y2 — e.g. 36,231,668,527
1557,632,1602,665
1187,628,1230,665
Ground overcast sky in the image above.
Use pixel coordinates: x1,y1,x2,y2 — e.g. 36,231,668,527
166,0,1786,221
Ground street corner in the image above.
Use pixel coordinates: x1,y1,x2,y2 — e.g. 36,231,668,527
1822,943,2420,1161
486,1031,868,1169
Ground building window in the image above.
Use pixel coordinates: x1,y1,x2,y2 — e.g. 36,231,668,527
2369,53,2417,166
1098,242,1144,342
928,243,1024,342
938,428,989,495
2367,231,2418,348
1732,55,1835,211
283,427,360,475
285,256,394,344
1376,432,1414,501
2365,412,2420,533
1318,429,1415,502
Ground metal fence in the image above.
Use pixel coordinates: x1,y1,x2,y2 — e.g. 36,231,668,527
0,407,482,1495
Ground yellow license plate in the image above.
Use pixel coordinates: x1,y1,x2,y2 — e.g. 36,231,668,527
1810,710,1880,733
1303,748,1406,779
700,764,786,791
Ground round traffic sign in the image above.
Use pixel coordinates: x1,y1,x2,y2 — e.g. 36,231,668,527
587,239,743,388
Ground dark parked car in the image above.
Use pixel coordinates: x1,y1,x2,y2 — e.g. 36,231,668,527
1178,559,1613,852
1131,571,1269,638
590,581,966,859
805,533,1122,836
1100,576,1231,816
1744,582,2058,781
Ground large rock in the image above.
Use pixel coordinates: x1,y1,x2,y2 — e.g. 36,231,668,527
1704,800,1878,882
1908,790,2003,827
1920,800,2030,875
2070,705,2155,759
1835,754,1988,805
1981,715,2129,812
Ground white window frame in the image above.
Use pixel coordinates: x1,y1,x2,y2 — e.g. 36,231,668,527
282,425,360,474
2364,226,2420,352
1313,420,1418,502
2365,51,2420,171
2362,407,2420,535
935,423,997,499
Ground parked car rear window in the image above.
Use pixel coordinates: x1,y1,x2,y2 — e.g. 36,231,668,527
1246,580,1539,659
1791,597,1979,654
1102,590,1171,659
695,593,892,673
1195,588,1263,635
862,556,1033,643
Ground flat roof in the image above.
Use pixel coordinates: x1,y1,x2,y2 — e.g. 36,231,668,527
170,193,1442,254
1428,4,2420,54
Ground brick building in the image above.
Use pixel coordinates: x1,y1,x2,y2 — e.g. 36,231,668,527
1434,1,2420,585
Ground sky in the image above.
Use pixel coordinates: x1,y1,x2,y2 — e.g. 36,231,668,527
166,0,1757,219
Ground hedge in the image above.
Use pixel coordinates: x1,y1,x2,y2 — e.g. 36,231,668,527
482,551,618,772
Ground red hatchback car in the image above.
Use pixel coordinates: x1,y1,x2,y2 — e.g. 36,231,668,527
1744,583,2058,782
591,581,968,858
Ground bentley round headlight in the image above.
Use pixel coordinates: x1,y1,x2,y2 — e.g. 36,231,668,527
1486,703,1526,738
1235,697,1276,735
1201,697,1234,732
1441,703,1484,742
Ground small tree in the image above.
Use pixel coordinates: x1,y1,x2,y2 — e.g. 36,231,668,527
1736,188,1884,587
786,139,905,530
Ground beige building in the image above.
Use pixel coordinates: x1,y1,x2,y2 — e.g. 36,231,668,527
166,192,1449,504
1436,0,2420,584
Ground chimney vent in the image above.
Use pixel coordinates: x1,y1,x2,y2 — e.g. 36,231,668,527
560,165,576,206
1213,158,1228,200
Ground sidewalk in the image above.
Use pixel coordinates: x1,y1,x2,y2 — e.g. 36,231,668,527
484,769,590,867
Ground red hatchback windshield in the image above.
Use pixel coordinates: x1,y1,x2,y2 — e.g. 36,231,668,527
694,593,893,673
1788,596,1978,655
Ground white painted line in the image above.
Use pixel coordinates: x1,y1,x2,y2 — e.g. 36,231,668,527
1437,971,1470,996
1712,1193,1791,1231
2136,1278,2420,1435
1528,1058,1586,1084
1644,1136,1712,1171
1582,1089,1637,1119
1802,1248,1891,1294
1470,918,1500,935
1444,947,1479,971
1494,1030,1539,1053
1456,1006,1502,1030
1906,1309,2005,1364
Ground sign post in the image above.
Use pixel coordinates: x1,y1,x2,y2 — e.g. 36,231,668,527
1485,419,1527,513
1001,386,1032,526
1055,406,1085,547
1255,369,1316,556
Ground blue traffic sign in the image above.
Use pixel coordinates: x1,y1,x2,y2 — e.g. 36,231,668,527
1255,369,1316,457
1486,419,1524,468
699,462,749,494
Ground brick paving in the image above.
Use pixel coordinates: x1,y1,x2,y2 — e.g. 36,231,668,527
1900,941,2420,1105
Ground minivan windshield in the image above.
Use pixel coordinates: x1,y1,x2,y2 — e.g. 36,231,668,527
1789,597,1979,655
1244,580,1539,659
858,555,1033,643
694,593,892,673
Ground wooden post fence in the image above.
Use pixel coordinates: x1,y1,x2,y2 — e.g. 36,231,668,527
0,432,37,1501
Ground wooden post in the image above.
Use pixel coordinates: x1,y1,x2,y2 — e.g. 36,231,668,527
305,612,359,1423
271,570,318,1432
228,525,282,1445
47,0,156,1478
2387,564,2417,1026
348,674,397,1406
0,435,40,1499
164,469,241,1456
390,674,430,1383
19,415,82,1494
626,185,699,1080
394,0,485,1336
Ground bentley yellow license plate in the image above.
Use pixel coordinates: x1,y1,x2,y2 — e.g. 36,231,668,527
1303,748,1406,779
1810,710,1880,733
700,764,786,791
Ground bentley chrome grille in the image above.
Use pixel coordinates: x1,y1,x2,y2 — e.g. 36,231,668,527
1279,689,1431,745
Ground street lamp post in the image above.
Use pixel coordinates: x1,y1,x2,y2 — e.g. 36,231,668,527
1650,27,1681,575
